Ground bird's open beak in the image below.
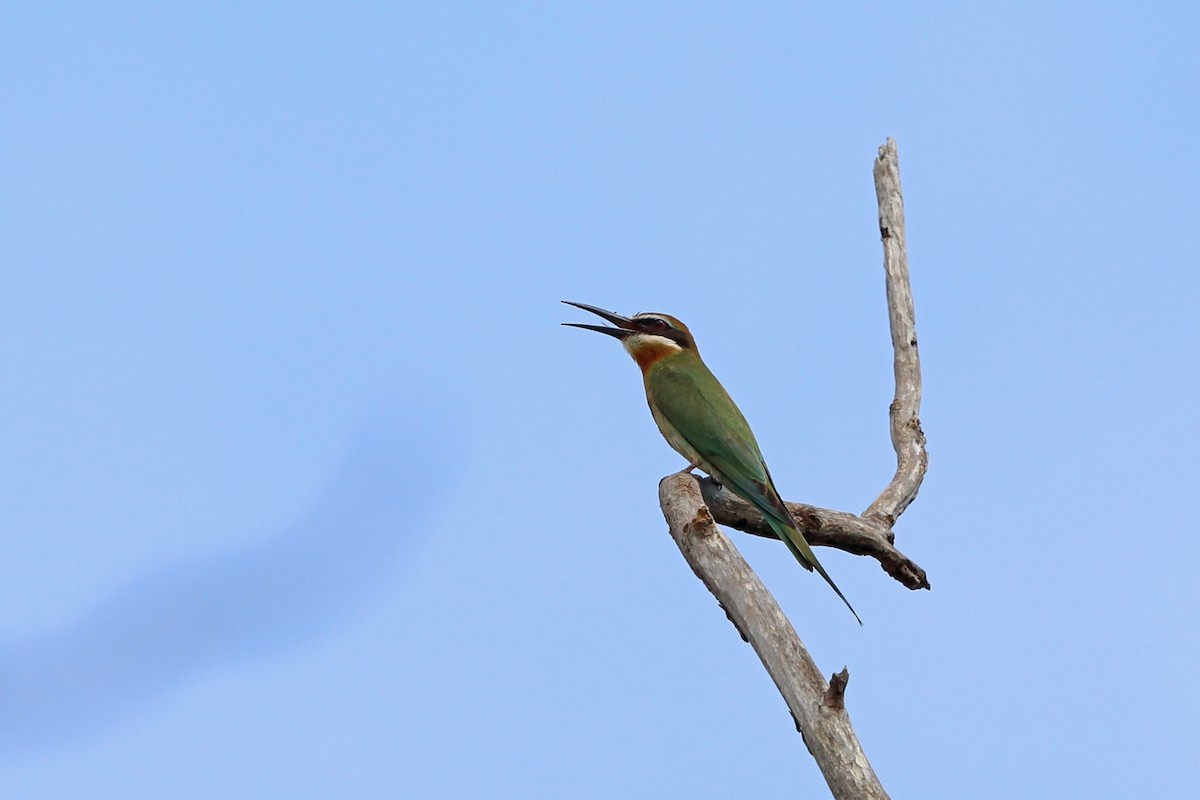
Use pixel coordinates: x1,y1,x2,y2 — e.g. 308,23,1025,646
561,301,637,339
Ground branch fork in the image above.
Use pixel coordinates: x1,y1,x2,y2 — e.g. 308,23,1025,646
657,138,925,800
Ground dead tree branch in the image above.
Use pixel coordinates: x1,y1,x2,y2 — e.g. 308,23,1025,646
659,474,890,800
681,137,930,590
697,477,928,590
865,136,927,526
656,138,926,798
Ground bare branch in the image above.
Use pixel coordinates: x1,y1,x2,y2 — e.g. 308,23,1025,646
864,137,927,526
659,474,891,800
652,140,927,798
698,138,931,591
697,477,929,590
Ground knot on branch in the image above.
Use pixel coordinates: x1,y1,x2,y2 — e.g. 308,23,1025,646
823,667,850,710
686,506,716,540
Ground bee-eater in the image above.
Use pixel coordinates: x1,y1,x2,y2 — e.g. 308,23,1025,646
563,301,861,624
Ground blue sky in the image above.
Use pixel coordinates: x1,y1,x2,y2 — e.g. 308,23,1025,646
2,3,1197,797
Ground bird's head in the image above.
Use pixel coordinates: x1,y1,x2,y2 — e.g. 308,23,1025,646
562,301,696,371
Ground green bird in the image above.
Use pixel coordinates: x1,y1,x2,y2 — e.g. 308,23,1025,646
563,301,860,624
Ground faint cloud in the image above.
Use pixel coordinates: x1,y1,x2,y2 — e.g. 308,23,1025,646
0,419,444,754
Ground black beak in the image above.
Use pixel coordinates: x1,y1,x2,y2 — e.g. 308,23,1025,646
561,301,637,339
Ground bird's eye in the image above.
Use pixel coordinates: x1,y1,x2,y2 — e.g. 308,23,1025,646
644,317,668,330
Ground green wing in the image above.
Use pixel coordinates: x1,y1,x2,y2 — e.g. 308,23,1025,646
647,356,796,530
648,356,862,624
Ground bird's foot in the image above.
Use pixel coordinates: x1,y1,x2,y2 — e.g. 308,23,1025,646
677,462,722,490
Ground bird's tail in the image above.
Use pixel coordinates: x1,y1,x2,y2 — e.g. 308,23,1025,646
767,517,862,626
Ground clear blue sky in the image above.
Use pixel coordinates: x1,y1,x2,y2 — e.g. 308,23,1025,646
3,3,1197,797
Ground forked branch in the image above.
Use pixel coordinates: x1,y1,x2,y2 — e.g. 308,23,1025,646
682,137,929,589
657,138,926,799
697,478,928,590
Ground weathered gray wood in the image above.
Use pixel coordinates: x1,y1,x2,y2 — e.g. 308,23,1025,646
655,139,927,798
659,474,891,800
864,137,927,526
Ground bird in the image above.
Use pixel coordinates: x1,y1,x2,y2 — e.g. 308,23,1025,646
563,300,861,624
